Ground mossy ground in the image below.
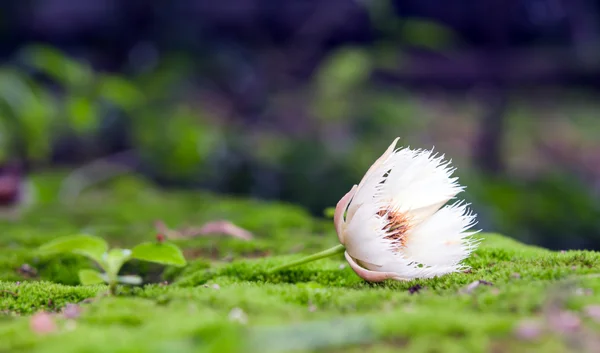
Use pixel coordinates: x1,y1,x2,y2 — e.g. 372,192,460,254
1,172,600,353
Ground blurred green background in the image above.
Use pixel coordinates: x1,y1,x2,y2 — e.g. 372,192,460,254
1,0,600,251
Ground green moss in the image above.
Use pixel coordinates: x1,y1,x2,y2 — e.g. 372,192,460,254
0,281,104,315
0,172,599,352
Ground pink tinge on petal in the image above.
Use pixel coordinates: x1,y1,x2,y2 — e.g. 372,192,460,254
344,251,405,282
334,185,357,244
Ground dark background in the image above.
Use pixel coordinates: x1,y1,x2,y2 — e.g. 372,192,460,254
1,0,600,250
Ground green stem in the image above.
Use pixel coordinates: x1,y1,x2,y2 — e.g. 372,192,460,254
269,244,346,273
107,272,118,296
108,281,117,296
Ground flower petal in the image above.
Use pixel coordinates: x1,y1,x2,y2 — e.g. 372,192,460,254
344,202,390,267
402,202,478,268
344,251,407,282
355,137,399,194
334,184,357,245
405,200,449,226
381,148,464,213
347,137,399,222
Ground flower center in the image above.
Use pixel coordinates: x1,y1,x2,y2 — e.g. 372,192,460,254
377,208,412,250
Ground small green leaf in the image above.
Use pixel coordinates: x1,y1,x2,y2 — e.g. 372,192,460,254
117,275,143,285
78,269,107,285
39,235,108,263
131,242,187,267
103,248,133,276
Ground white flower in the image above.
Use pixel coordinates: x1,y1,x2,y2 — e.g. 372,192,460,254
333,138,479,282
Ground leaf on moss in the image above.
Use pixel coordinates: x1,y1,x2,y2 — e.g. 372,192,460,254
39,235,108,263
78,269,107,285
131,242,187,267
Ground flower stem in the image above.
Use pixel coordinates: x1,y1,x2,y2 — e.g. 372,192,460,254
268,244,346,273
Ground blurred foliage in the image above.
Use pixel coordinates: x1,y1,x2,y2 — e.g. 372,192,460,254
0,23,599,252
311,47,372,123
468,173,600,251
0,44,222,184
